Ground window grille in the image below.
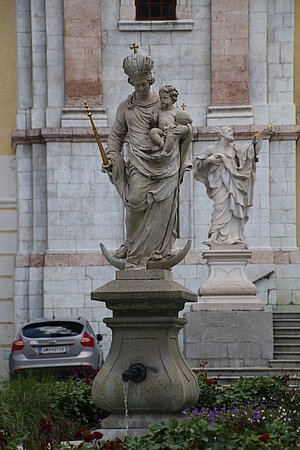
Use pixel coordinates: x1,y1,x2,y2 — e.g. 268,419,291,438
136,0,176,20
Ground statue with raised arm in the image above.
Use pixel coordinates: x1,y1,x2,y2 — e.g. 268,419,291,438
193,125,272,248
101,49,193,269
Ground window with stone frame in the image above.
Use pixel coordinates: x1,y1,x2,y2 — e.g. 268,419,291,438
119,0,193,32
136,0,176,20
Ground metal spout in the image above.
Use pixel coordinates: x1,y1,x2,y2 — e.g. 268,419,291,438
122,363,147,383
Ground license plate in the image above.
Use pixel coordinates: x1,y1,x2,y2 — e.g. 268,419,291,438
40,346,66,354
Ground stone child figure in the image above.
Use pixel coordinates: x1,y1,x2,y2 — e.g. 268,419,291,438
193,126,270,248
102,51,193,269
150,85,192,155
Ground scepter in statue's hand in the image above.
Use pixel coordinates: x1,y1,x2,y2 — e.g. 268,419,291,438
84,101,112,173
252,125,273,162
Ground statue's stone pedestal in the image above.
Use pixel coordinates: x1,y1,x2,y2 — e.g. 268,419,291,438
184,310,273,368
185,249,273,369
192,249,264,311
91,269,199,435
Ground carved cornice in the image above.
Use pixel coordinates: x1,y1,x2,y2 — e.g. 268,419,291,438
11,125,300,149
193,125,300,141
15,249,300,268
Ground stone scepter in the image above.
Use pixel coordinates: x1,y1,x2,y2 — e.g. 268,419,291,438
84,100,111,172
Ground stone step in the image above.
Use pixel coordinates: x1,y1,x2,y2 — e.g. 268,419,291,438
274,344,300,352
273,319,300,328
203,366,300,377
198,367,300,385
205,375,300,386
273,327,300,336
274,335,300,344
273,313,300,320
273,352,300,360
269,359,300,368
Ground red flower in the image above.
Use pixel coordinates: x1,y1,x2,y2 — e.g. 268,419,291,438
206,379,213,386
102,437,124,449
74,427,87,438
84,431,103,441
84,433,94,442
92,431,103,439
258,433,269,442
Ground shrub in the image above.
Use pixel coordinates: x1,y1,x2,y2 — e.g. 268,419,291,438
0,372,107,443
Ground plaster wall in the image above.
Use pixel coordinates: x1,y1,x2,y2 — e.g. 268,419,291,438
295,0,300,248
0,0,16,378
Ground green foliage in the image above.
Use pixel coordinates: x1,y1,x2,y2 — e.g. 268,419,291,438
0,372,58,438
1,372,300,449
195,373,300,429
51,376,107,424
0,372,106,443
122,416,300,450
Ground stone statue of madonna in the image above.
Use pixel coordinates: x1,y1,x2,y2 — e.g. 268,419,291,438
102,51,192,269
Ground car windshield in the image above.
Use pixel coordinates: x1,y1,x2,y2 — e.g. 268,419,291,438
22,321,84,338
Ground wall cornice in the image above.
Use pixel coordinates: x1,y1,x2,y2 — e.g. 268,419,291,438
11,125,300,150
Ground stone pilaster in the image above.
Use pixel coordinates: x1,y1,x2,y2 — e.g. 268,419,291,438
207,0,253,125
61,0,107,127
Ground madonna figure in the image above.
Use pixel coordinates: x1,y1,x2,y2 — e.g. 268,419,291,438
102,50,192,269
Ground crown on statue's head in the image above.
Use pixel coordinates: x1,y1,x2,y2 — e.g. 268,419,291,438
123,51,155,86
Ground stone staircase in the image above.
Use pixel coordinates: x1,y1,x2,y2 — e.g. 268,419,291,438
195,312,300,385
269,312,300,369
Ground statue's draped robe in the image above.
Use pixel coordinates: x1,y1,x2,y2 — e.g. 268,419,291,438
107,92,192,268
194,143,256,245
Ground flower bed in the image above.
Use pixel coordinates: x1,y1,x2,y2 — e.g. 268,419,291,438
0,370,300,449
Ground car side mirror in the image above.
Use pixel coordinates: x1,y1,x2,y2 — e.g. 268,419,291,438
96,333,103,342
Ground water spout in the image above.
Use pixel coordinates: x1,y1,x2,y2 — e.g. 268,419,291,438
122,363,147,383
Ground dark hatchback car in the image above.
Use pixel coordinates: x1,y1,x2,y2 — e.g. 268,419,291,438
9,318,103,377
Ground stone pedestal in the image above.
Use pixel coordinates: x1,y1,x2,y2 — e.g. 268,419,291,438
184,310,273,369
91,269,199,434
192,249,264,311
187,249,272,369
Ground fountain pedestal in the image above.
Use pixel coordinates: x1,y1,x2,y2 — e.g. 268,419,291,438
91,269,199,437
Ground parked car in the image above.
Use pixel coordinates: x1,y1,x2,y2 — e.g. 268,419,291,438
9,317,103,377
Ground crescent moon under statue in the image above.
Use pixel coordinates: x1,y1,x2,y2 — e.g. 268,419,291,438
100,240,191,271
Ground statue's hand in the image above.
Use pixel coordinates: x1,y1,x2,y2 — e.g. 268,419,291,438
207,154,222,165
102,159,113,173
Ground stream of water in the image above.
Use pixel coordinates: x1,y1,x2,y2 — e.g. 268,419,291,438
122,381,129,436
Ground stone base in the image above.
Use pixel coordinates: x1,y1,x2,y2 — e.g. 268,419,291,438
197,249,264,311
61,107,108,127
98,413,187,440
184,310,273,368
91,269,199,420
192,296,264,311
206,104,254,125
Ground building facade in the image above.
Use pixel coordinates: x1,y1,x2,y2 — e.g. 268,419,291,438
0,0,300,377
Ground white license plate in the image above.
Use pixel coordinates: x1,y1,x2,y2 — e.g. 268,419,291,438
40,346,66,354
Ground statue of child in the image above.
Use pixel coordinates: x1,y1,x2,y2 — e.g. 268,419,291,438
150,85,192,155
